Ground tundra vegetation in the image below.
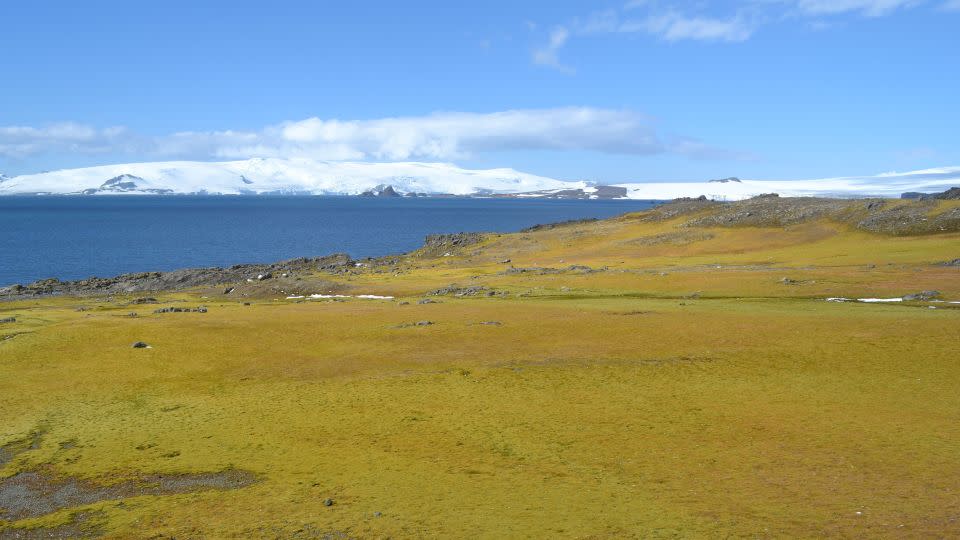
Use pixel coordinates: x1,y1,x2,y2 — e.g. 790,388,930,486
1,196,959,538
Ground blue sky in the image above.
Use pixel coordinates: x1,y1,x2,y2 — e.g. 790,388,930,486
1,0,958,182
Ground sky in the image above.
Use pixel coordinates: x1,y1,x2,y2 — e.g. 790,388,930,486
0,0,958,182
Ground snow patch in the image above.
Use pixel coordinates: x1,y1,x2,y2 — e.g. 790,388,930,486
286,294,394,300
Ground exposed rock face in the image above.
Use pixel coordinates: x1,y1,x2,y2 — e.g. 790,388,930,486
79,174,174,195
360,184,401,197
709,177,741,183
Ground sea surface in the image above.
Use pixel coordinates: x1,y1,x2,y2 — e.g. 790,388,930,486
0,196,660,285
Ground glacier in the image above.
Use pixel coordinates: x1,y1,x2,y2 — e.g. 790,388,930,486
0,158,957,200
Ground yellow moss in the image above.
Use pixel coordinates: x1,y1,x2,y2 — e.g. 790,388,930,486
2,206,959,537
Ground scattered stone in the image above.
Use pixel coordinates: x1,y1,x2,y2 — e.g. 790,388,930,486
393,320,435,328
131,297,158,304
478,321,502,326
323,498,334,507
428,285,502,297
153,306,208,314
0,317,15,324
940,258,960,267
223,286,235,295
779,277,801,285
256,272,272,280
499,259,511,264
131,341,149,348
417,298,439,304
902,291,941,301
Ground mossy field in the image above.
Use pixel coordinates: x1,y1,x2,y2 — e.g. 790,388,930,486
1,199,959,538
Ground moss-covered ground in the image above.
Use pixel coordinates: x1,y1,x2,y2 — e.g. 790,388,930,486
1,202,958,538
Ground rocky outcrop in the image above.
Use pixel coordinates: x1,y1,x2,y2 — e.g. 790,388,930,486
900,187,960,200
418,232,486,257
709,177,741,183
521,218,598,233
1,254,353,299
360,184,401,197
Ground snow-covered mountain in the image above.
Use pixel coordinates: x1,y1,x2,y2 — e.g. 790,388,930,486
614,167,960,201
0,158,957,200
0,159,579,196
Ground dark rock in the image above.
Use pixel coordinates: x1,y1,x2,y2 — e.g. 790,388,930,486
522,218,598,233
903,187,960,200
709,177,741,183
0,317,15,323
902,291,941,301
223,287,235,295
132,341,149,348
131,297,158,304
421,233,485,255
934,187,960,200
417,298,439,304
429,285,494,297
940,258,960,267
416,320,433,326
0,253,352,299
360,184,401,197
153,306,208,314
323,498,334,507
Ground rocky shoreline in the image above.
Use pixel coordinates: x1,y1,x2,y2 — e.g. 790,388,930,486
4,194,957,301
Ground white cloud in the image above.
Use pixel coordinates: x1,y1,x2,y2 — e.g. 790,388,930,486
532,26,574,73
941,0,960,10
531,0,940,70
793,0,920,16
0,108,745,165
0,123,132,158
626,12,756,42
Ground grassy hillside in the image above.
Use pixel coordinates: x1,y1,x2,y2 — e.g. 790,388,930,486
1,197,959,538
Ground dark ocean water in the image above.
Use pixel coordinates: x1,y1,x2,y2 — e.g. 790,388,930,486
0,196,660,285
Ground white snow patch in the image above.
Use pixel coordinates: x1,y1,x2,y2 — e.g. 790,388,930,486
826,297,906,304
286,293,394,300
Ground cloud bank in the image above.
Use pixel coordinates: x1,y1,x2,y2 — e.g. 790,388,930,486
0,108,744,168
